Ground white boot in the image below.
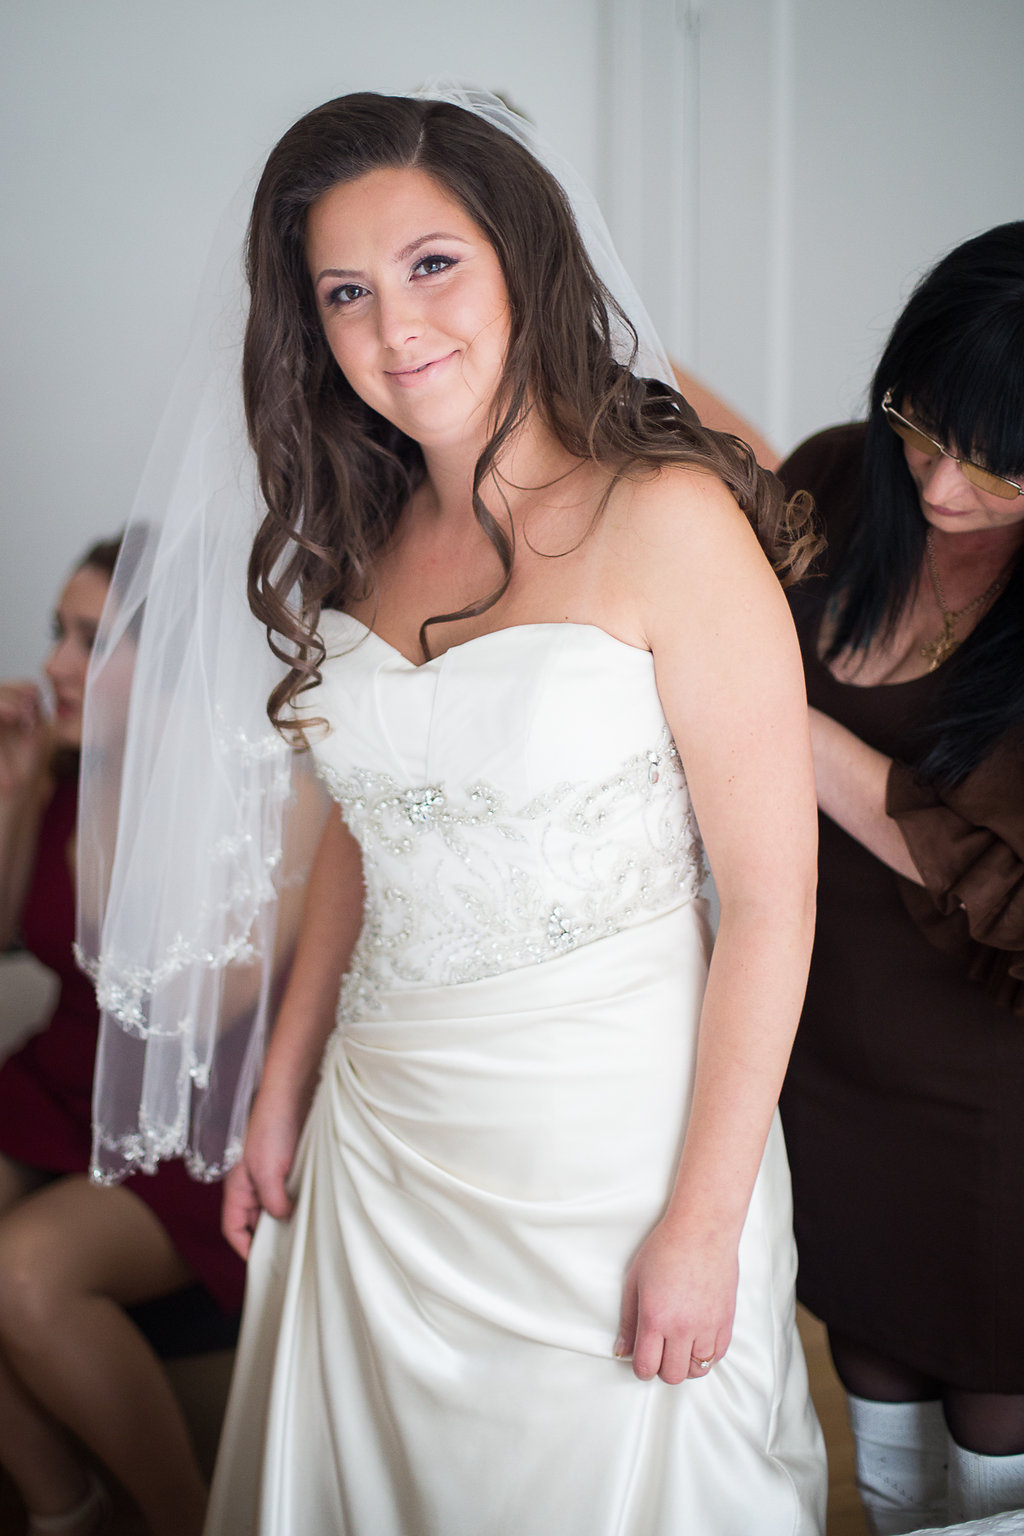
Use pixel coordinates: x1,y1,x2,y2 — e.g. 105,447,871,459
948,1440,1024,1522
846,1393,949,1534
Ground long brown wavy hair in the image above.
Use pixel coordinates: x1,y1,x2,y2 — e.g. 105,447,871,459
244,92,817,738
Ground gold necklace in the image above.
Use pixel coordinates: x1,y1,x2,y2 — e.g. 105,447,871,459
921,527,1008,672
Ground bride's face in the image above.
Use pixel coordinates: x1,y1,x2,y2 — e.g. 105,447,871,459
306,166,511,451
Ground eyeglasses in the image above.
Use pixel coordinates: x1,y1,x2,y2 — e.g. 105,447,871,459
881,389,1024,500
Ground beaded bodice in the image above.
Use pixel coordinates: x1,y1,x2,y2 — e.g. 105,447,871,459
305,614,705,1016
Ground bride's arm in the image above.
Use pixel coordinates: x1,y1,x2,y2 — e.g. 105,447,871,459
613,466,817,1383
223,808,365,1258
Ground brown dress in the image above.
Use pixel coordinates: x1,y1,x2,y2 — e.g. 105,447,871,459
778,424,1024,1392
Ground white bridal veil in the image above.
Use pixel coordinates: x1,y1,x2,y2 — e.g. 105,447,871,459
77,83,675,1184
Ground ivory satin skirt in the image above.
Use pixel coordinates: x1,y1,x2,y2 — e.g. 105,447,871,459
206,905,825,1535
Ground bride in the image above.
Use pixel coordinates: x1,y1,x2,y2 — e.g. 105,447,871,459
86,88,827,1534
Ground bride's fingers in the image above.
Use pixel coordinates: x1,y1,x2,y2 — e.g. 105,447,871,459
658,1336,694,1385
687,1343,719,1379
614,1272,639,1362
222,1162,261,1259
253,1158,295,1222
631,1320,667,1382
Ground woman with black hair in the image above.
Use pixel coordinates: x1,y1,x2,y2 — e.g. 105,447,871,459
779,221,1024,1532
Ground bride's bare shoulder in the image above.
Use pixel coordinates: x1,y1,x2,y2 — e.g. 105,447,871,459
605,461,765,574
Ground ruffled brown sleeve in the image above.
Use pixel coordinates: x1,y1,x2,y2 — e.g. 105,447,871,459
886,729,1024,1016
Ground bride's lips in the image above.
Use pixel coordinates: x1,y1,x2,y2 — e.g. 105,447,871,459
385,351,459,388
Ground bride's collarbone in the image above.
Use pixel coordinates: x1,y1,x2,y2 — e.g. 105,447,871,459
348,595,612,664
346,567,635,665
356,547,627,661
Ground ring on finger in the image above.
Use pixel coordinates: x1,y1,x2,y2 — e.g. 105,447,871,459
691,1354,715,1371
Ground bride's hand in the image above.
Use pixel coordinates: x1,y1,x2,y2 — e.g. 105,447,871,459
615,1218,738,1384
222,1091,306,1259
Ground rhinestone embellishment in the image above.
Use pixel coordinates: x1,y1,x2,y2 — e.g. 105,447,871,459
314,729,705,1019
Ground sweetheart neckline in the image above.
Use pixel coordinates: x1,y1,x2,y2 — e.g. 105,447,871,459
322,612,654,670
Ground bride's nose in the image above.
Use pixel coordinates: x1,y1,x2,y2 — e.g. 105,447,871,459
377,287,423,351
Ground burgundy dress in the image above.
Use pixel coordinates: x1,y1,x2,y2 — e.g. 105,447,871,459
779,425,1024,1393
0,775,244,1313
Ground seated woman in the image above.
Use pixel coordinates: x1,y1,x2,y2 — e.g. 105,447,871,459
778,223,1024,1533
0,539,243,1536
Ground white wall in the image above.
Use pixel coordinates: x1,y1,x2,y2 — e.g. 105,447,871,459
781,0,1024,449
4,0,1023,683
1,0,601,677
604,0,1024,454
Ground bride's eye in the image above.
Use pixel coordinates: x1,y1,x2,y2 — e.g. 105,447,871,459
413,254,457,278
326,282,368,308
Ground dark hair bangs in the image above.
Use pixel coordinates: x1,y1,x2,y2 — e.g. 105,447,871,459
872,221,1024,479
891,306,1024,480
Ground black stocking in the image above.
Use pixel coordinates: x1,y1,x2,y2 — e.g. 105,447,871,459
942,1392,1024,1457
828,1327,940,1404
829,1328,1024,1455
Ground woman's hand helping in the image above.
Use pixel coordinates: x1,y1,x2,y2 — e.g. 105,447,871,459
616,1216,738,1384
0,682,50,799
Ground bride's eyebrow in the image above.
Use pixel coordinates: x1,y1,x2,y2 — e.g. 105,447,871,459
397,232,471,261
314,233,472,285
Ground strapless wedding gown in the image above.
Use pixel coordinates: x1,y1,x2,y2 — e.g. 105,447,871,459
206,615,826,1536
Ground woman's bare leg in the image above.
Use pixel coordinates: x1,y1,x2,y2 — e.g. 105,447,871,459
0,1153,102,1521
0,1150,50,1213
0,1173,208,1536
